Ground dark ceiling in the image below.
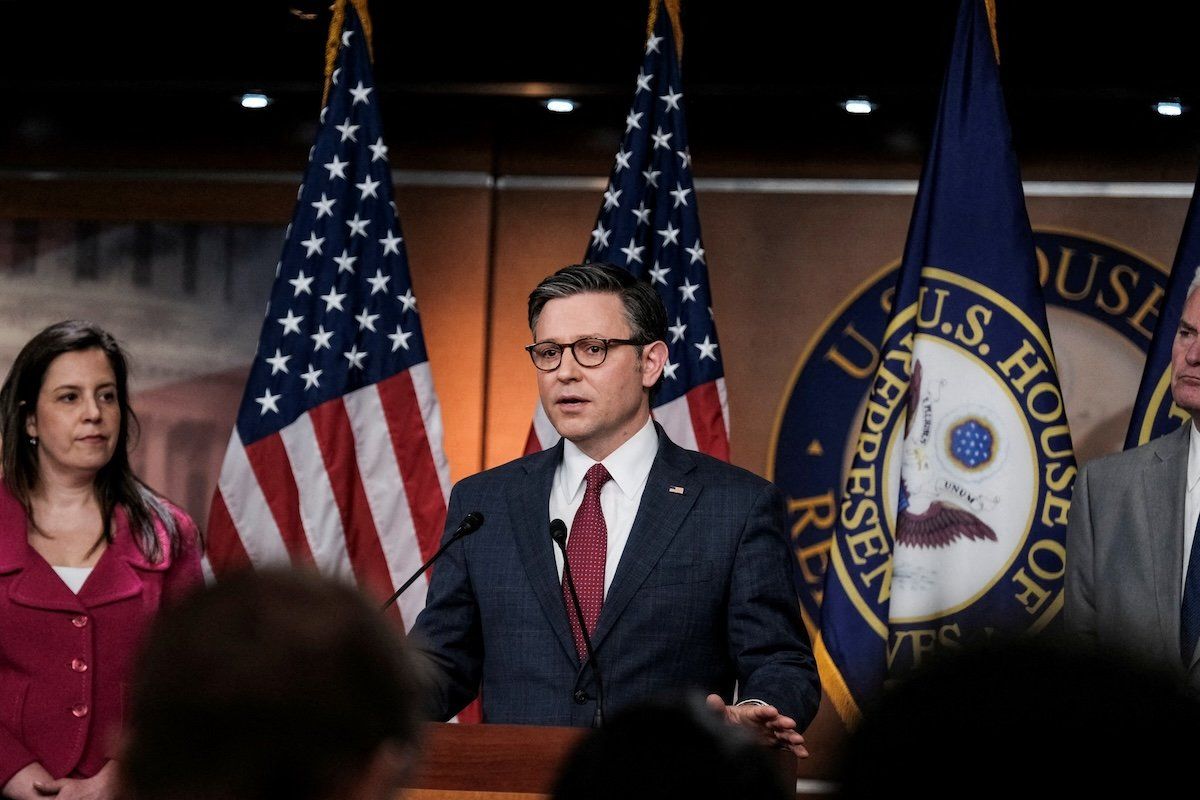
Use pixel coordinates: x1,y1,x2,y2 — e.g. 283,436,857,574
1,1,1196,178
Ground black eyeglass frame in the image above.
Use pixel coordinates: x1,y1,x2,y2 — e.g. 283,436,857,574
524,337,645,371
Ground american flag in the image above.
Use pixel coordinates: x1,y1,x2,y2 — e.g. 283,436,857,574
206,5,451,631
525,1,730,459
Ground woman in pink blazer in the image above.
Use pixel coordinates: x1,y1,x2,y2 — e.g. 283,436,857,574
0,321,203,800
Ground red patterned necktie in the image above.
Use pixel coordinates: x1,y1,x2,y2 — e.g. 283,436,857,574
564,462,611,661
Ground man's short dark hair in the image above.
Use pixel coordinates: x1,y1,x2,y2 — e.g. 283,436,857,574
121,570,421,800
528,262,668,346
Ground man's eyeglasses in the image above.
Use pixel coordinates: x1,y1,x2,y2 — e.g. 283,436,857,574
524,337,643,372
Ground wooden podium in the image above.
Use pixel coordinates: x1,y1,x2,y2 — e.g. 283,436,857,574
400,722,812,800
402,723,587,800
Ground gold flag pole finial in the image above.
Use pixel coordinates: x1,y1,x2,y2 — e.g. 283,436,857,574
322,0,376,107
646,0,684,61
983,0,1000,64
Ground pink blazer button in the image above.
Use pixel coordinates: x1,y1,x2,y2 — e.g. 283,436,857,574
71,616,88,628
71,658,88,673
71,704,89,718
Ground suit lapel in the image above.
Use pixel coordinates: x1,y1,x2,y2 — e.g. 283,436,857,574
592,429,699,652
508,441,579,664
1147,424,1189,665
79,509,157,608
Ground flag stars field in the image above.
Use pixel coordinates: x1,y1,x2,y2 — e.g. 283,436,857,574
379,231,402,255
278,309,304,335
548,0,728,461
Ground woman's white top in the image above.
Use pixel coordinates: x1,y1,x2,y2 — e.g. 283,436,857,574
52,565,93,594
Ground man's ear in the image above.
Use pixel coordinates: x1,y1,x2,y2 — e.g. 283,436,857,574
640,340,668,389
352,740,415,800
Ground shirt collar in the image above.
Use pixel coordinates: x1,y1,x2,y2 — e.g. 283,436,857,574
1189,422,1200,494
560,417,659,501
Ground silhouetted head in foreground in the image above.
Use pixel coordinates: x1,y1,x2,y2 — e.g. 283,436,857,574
121,569,421,800
552,694,793,800
838,637,1200,798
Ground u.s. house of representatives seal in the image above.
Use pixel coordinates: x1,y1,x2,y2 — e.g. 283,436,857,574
771,229,1167,664
837,269,1073,673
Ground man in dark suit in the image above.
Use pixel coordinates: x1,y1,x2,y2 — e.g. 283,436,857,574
1066,270,1200,692
410,263,819,752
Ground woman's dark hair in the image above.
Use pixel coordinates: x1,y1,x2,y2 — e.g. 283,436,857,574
0,320,182,563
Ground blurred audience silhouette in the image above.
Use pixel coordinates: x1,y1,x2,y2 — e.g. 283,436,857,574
838,636,1200,798
120,570,421,800
552,694,793,800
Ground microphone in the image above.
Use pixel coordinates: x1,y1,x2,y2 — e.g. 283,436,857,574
551,518,605,727
381,512,484,611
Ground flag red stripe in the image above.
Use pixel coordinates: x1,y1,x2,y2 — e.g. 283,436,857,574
377,371,448,563
686,381,730,461
523,423,543,455
308,399,401,611
244,433,316,564
205,490,252,577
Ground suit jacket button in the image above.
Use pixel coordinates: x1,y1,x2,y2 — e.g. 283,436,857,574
71,658,88,673
71,704,89,718
573,690,590,704
71,616,88,628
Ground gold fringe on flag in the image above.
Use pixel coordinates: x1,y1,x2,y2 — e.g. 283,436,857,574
323,0,376,108
983,0,1000,64
646,0,685,61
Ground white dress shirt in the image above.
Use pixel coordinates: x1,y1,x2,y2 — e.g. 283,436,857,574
1185,423,1200,594
549,417,658,596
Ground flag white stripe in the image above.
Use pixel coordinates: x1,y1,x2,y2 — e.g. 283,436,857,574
531,402,559,450
344,383,429,628
652,394,700,451
279,413,356,583
200,555,217,585
716,377,730,436
410,361,452,499
215,432,290,565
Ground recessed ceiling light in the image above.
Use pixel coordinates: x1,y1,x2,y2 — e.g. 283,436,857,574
1155,100,1184,117
841,97,876,115
544,98,578,114
241,93,273,110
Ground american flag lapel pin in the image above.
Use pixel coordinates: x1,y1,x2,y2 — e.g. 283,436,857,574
668,485,685,495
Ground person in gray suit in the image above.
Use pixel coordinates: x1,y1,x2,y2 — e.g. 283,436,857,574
410,263,819,753
1066,266,1200,690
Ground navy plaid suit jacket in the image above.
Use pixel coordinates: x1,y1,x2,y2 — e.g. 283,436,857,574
410,423,820,728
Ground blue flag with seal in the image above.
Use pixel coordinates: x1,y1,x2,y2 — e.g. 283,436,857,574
818,0,1076,724
1124,169,1200,447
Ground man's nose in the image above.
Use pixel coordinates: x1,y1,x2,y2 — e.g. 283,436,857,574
555,346,584,379
1189,337,1200,365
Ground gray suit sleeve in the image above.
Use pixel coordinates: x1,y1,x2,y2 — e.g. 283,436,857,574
1064,463,1097,645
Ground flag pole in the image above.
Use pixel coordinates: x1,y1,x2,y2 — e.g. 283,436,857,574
647,0,684,60
323,0,376,107
983,0,1000,63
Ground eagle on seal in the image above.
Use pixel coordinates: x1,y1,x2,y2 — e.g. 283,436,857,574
895,359,998,549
